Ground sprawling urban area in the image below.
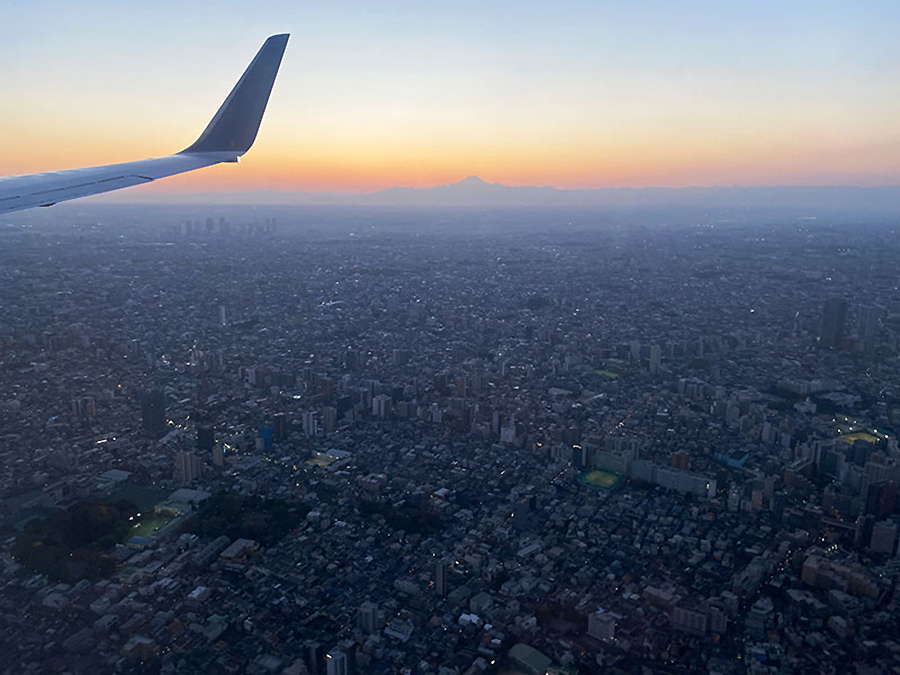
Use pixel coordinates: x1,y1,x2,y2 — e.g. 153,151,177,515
1,204,899,674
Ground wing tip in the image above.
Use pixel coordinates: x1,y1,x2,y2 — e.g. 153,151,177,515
180,33,289,156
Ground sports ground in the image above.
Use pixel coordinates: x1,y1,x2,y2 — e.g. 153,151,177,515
840,431,879,445
578,469,624,491
130,512,177,538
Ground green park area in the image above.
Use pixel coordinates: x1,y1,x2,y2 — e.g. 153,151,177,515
106,484,170,512
357,499,444,535
594,370,619,379
181,492,308,547
840,431,880,445
14,500,137,581
578,469,623,490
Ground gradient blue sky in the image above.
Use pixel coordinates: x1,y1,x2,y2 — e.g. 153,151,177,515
1,0,898,191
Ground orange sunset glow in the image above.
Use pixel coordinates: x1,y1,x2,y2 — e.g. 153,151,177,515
1,2,898,196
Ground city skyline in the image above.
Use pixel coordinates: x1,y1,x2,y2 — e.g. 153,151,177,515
3,203,900,672
1,1,898,195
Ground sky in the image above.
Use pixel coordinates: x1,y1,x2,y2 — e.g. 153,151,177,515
1,0,899,193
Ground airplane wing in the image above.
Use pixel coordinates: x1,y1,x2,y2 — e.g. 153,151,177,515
0,33,289,215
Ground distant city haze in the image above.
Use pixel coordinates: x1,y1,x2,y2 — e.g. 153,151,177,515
95,175,900,212
1,1,898,194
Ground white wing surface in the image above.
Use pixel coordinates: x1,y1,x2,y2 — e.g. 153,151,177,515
0,34,289,215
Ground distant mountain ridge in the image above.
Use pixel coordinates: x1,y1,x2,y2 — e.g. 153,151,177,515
106,176,900,211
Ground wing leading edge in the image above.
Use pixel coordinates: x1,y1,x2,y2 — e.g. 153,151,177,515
0,33,289,215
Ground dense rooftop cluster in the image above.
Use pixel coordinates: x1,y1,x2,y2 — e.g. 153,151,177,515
1,205,899,674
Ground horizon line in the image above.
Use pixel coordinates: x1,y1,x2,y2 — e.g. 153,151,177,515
113,177,900,197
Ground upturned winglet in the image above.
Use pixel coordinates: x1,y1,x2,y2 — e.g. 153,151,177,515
181,33,290,156
0,34,289,215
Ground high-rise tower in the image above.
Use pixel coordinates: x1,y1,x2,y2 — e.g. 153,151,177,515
434,558,447,598
140,390,166,439
820,298,847,350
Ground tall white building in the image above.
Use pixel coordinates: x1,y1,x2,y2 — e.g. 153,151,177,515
588,610,615,640
325,651,347,675
302,411,317,437
71,395,97,419
372,394,391,418
434,558,447,597
870,520,897,555
630,340,641,361
358,602,379,634
322,406,338,433
649,344,661,375
174,451,202,485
